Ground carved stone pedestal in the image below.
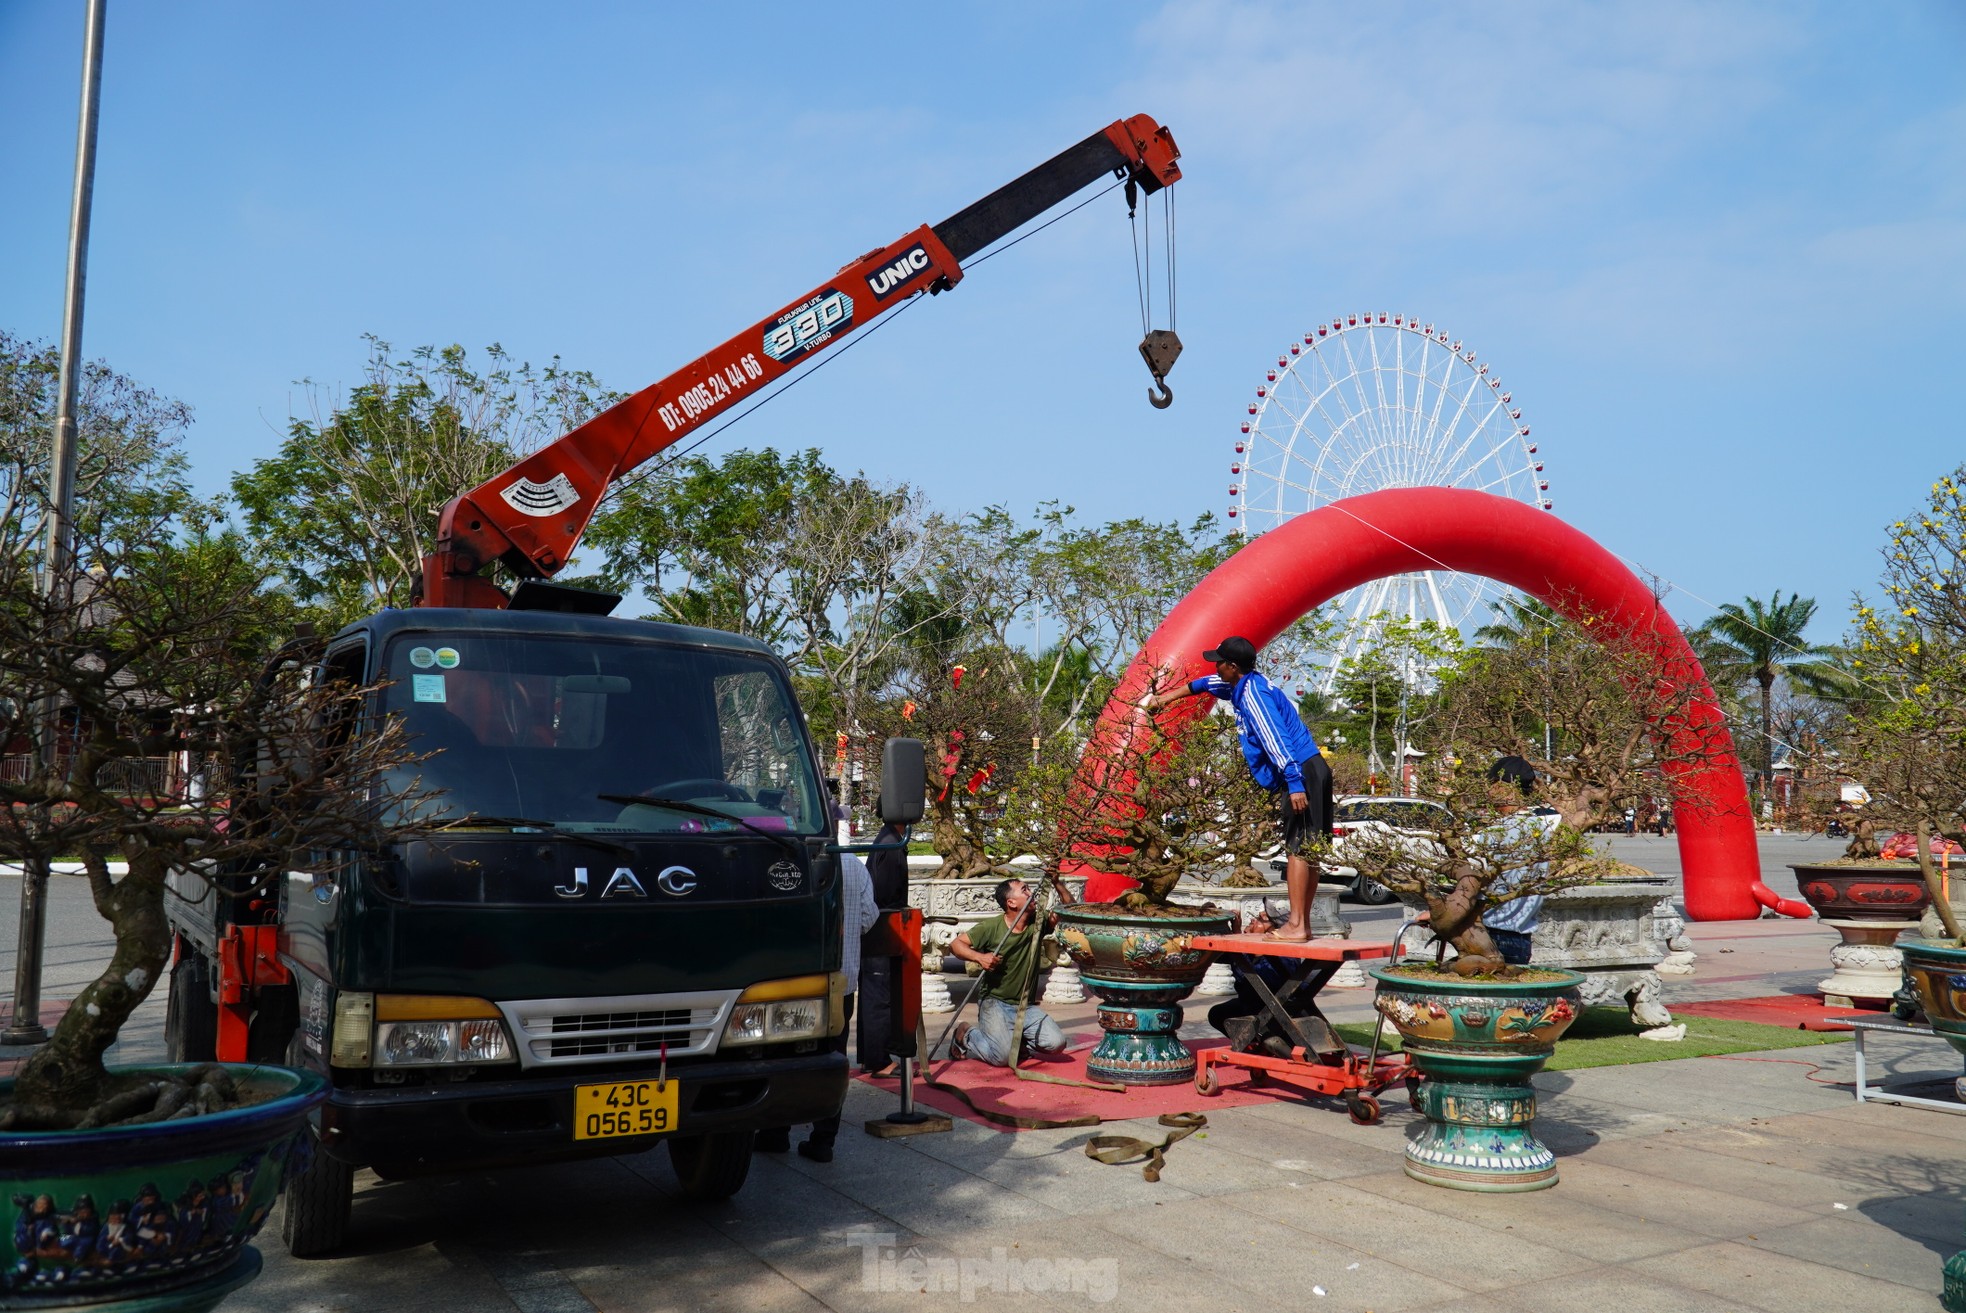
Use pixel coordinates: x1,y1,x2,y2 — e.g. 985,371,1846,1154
1040,962,1087,1005
919,972,955,1014
1818,918,1906,1007
1194,963,1237,996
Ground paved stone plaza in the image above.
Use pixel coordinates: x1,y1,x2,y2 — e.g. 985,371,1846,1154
6,834,1963,1311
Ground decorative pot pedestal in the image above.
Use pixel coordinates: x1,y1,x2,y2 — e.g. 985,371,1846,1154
919,971,955,1014
1818,919,1908,1008
1792,863,1931,1009
1040,963,1087,1005
1371,966,1585,1192
1055,904,1236,1087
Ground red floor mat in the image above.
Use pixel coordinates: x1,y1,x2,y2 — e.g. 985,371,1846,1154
1672,994,1875,1028
855,1039,1369,1132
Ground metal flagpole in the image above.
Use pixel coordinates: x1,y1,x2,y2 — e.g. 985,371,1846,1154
7,0,108,1046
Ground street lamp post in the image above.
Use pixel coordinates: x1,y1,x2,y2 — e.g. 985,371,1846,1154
6,0,108,1046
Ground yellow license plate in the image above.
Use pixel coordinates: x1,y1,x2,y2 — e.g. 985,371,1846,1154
572,1078,679,1141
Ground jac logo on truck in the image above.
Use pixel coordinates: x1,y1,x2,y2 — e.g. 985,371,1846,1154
865,244,931,301
554,866,697,899
762,290,853,363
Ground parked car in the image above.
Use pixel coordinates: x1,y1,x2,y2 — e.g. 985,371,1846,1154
1271,795,1452,905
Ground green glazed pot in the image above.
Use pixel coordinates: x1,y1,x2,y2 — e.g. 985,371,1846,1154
0,1064,326,1312
1056,904,1235,1086
1370,965,1584,1192
1899,938,1966,1312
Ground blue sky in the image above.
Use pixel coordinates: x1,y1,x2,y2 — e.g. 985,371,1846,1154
2,2,1960,643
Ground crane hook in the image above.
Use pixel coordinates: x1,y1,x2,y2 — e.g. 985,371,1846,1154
1138,329,1182,411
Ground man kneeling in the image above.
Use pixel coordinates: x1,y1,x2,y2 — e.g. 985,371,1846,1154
948,878,1067,1066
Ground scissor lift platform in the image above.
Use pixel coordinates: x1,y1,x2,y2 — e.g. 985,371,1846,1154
1186,934,1418,1124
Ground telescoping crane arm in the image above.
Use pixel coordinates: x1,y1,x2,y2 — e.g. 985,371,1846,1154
417,115,1181,611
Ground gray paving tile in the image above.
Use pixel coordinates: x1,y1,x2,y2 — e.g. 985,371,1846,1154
1534,1157,1819,1235
1504,1265,1763,1312
1737,1214,1951,1294
1083,1198,1464,1312
1346,1168,1710,1262
1625,1240,1942,1312
1215,1180,1595,1291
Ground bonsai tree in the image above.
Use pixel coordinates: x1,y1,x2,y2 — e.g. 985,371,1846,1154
1333,760,1611,974
1835,464,1966,944
1339,607,1737,973
1018,671,1281,911
0,507,421,1129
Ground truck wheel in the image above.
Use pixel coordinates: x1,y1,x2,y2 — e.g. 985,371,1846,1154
666,1131,752,1201
164,948,218,1063
280,1127,354,1258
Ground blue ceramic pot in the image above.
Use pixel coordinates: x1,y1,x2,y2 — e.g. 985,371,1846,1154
0,1064,325,1312
1056,904,1235,1086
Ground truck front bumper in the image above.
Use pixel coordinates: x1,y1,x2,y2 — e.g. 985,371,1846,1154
317,1051,847,1172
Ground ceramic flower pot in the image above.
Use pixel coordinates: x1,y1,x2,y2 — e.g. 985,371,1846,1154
1790,863,1931,921
1055,904,1235,1086
0,1064,326,1312
1900,939,1966,1312
1370,965,1584,1192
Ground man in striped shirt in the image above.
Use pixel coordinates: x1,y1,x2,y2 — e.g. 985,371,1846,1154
1147,635,1333,942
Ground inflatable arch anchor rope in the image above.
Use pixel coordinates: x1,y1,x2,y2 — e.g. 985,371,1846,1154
1073,488,1808,923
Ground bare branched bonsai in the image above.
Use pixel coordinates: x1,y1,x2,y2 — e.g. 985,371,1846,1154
1340,608,1737,974
0,513,423,1129
1028,671,1276,910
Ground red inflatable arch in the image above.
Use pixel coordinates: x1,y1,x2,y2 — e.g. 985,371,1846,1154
1076,488,1803,922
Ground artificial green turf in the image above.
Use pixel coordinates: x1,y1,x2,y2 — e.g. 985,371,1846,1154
1333,1007,1852,1071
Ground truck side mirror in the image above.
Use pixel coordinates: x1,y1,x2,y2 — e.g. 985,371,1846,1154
878,738,926,826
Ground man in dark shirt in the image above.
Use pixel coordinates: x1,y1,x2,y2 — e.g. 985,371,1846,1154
856,821,909,1076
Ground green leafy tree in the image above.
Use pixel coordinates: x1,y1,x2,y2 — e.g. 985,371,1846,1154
1837,466,1966,940
231,337,617,628
0,329,193,554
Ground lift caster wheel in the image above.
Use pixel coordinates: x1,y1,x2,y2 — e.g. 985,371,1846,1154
1195,1068,1220,1097
1346,1093,1382,1126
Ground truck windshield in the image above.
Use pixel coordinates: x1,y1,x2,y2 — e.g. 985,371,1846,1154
379,633,826,838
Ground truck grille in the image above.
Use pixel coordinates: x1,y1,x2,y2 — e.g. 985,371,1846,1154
498,991,739,1069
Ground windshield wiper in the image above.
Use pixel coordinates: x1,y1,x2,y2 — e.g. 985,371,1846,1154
434,814,633,858
597,793,804,858
437,814,560,832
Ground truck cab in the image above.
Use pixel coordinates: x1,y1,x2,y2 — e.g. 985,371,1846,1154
166,607,882,1253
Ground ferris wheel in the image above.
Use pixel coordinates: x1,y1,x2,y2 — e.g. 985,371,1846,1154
1229,313,1549,694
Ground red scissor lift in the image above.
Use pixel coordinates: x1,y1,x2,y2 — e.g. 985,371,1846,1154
1185,934,1420,1124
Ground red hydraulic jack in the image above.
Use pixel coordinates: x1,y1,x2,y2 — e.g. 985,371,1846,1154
861,908,954,1139
1185,934,1419,1125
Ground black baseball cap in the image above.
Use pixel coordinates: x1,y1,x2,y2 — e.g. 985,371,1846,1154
1202,636,1258,668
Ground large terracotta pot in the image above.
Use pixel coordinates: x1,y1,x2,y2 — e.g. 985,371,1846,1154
1792,864,1932,1007
0,1064,325,1312
1790,863,1931,920
1370,965,1584,1193
1054,904,1235,1086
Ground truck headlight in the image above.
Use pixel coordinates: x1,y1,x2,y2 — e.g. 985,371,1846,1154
351,995,516,1068
722,973,842,1045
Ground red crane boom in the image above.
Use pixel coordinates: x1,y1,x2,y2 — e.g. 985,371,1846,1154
417,115,1182,611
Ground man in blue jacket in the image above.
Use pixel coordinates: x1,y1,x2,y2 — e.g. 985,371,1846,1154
1148,635,1332,942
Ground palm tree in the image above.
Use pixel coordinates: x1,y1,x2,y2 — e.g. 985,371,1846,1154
1474,595,1560,648
1696,592,1842,800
